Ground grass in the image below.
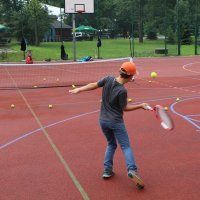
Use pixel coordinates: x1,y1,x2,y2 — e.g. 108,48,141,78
0,38,199,62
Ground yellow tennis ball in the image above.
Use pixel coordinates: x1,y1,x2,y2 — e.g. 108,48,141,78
128,98,132,102
151,72,157,78
176,97,180,101
48,104,53,109
33,85,38,88
164,106,168,111
10,104,15,108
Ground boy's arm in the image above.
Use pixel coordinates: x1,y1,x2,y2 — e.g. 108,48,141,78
123,103,149,111
69,82,99,94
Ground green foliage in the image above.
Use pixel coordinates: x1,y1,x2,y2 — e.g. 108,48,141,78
24,0,52,45
1,0,52,46
177,0,193,45
147,32,157,40
145,22,157,40
166,27,176,44
181,24,192,45
0,0,199,48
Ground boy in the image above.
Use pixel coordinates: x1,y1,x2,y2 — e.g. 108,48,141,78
69,62,149,189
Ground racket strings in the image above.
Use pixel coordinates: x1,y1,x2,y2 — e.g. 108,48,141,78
157,108,174,130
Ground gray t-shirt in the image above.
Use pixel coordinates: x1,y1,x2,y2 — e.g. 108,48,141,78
97,76,127,122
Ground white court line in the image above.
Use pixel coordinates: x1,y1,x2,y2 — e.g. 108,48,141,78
182,62,200,74
0,57,128,66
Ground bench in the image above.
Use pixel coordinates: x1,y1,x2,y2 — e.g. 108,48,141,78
155,48,168,54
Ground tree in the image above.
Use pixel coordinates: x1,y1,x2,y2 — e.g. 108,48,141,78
24,0,50,45
0,0,52,45
136,0,146,42
0,3,3,23
1,0,199,48
177,0,193,45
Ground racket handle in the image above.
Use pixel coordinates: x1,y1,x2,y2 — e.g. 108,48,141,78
145,105,153,110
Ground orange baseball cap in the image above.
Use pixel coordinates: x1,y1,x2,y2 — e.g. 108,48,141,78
120,62,137,76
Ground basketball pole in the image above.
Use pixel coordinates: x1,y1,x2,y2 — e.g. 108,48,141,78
72,13,76,61
60,7,63,42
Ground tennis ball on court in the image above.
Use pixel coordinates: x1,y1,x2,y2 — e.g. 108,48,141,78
164,106,168,111
33,85,38,88
72,84,76,88
43,78,46,81
48,104,53,109
176,97,181,101
151,71,157,78
128,98,132,102
10,104,15,108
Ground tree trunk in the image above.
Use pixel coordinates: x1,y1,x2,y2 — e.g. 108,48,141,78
34,19,39,46
138,0,144,43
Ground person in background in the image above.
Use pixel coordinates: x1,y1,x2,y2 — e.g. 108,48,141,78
26,50,33,64
61,42,68,60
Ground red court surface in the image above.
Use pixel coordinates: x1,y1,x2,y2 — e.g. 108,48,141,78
0,56,200,200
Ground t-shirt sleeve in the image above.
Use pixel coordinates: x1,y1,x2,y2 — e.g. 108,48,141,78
97,76,109,87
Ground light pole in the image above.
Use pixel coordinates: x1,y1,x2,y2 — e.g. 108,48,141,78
177,0,181,56
131,0,134,57
164,0,167,56
72,14,76,61
194,0,198,55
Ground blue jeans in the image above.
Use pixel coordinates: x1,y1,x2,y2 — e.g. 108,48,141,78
99,119,137,172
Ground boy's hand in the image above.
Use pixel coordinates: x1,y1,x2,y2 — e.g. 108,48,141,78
69,88,81,94
141,103,151,110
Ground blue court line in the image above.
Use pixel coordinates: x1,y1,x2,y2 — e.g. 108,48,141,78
188,118,200,123
170,96,200,130
0,110,99,150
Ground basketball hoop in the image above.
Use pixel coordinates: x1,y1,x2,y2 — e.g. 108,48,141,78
75,3,85,14
76,8,85,20
64,0,94,14
76,10,85,14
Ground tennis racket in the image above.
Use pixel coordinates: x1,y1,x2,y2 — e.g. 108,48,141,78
146,105,174,131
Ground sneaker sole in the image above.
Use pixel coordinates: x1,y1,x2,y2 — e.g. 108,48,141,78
102,175,112,179
102,173,114,179
128,173,144,189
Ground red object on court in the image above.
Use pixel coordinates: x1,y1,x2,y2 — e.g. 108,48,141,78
26,55,33,64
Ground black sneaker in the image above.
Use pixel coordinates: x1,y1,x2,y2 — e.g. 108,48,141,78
102,169,115,179
128,170,144,189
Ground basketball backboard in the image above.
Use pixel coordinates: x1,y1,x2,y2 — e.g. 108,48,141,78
65,0,94,13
